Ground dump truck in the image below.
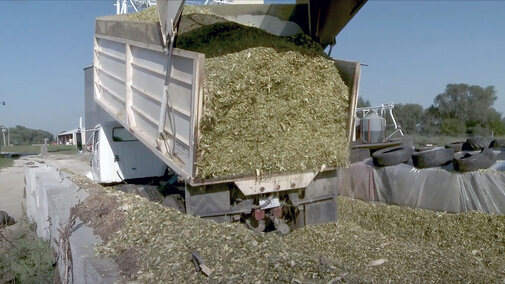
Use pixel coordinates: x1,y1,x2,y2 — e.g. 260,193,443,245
91,0,364,233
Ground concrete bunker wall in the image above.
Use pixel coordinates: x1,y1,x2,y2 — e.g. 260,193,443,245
24,163,119,284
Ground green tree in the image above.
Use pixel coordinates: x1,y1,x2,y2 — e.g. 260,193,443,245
441,118,466,136
393,103,424,134
357,97,371,108
432,84,504,136
8,126,53,145
480,109,505,136
420,105,441,136
434,84,471,121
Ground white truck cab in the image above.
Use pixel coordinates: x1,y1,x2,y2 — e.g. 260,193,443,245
90,121,167,183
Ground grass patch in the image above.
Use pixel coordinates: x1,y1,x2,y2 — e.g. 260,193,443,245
0,157,13,169
2,145,39,154
2,145,77,155
0,220,55,283
410,134,505,147
410,134,467,146
48,145,77,155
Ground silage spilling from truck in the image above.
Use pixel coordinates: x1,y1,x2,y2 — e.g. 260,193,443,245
128,6,350,179
93,2,361,230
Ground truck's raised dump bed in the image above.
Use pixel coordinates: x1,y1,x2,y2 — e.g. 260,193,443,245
93,4,361,196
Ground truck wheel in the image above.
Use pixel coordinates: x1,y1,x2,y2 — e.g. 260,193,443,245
491,139,505,148
463,137,492,151
372,146,411,167
453,148,496,172
412,147,454,169
445,142,464,152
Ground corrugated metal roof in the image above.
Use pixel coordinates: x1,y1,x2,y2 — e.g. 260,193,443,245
58,129,79,136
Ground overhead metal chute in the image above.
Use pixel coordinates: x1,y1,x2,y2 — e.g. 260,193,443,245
156,0,186,45
155,0,367,49
304,0,368,47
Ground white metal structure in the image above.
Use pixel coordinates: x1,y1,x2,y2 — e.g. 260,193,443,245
90,121,166,183
115,0,263,15
204,0,264,4
115,0,156,15
356,103,404,139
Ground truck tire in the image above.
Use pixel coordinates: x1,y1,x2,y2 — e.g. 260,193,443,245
453,148,496,172
462,137,492,151
445,142,464,152
372,146,411,167
412,147,454,169
490,139,505,148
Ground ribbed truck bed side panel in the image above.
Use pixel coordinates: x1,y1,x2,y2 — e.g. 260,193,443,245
94,34,204,180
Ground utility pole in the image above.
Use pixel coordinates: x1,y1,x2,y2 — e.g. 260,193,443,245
0,101,5,155
2,128,6,147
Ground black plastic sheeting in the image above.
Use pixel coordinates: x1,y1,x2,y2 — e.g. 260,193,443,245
337,149,505,214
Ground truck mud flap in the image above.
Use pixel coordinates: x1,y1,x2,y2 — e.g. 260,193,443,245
185,185,231,223
185,185,253,223
289,171,338,228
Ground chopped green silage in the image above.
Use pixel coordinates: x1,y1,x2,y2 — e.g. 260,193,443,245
126,6,158,22
328,197,505,282
126,5,214,23
70,171,505,283
197,47,349,178
176,14,324,57
127,7,350,179
177,12,347,178
128,6,324,57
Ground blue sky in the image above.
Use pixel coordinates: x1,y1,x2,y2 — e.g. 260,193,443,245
0,1,504,134
333,1,505,111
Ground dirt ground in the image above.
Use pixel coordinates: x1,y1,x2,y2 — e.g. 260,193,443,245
0,159,25,220
0,153,90,221
0,153,91,283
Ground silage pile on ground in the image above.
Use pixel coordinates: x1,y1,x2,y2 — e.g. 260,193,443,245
128,6,350,179
70,176,505,283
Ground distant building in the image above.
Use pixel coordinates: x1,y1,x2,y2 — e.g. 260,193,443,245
57,129,81,146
